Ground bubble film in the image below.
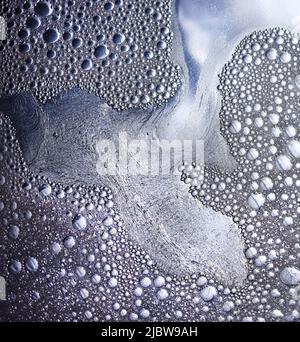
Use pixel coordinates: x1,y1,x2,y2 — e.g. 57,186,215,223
0,0,181,110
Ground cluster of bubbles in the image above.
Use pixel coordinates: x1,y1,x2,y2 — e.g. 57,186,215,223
181,28,300,321
0,0,181,110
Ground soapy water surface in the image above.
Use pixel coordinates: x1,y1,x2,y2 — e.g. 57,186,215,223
0,0,300,322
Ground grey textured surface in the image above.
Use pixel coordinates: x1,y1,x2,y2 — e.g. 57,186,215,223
1,0,300,322
0,88,246,286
